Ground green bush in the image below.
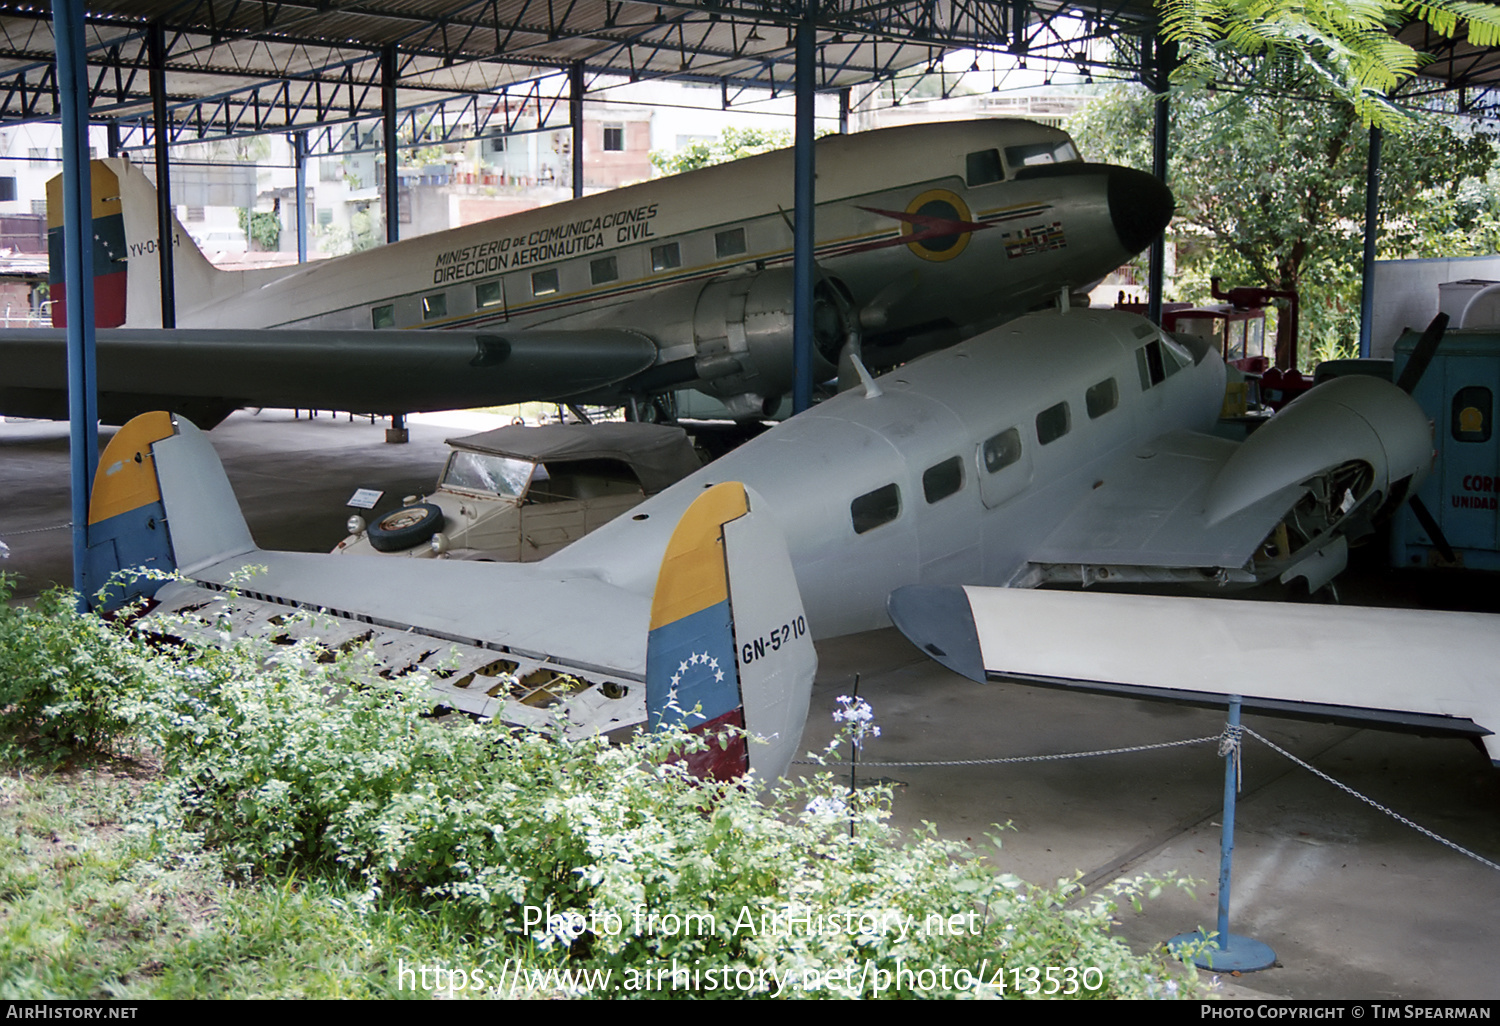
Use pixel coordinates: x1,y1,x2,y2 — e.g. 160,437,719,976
131,609,1194,998
0,577,154,762
0,593,1198,998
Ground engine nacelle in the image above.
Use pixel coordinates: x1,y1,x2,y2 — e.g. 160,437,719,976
627,267,851,418
1205,375,1433,527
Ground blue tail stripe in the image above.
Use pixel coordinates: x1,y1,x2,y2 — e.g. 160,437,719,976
646,599,741,731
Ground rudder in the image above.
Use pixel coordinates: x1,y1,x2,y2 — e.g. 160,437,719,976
645,481,816,782
85,411,255,609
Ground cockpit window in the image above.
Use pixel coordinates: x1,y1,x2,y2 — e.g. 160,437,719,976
1137,336,1193,390
966,149,1004,186
1004,140,1082,168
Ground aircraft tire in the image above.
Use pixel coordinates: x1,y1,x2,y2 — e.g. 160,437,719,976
367,502,444,552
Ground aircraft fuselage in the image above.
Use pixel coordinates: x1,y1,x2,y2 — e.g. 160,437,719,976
133,119,1170,416
547,309,1226,638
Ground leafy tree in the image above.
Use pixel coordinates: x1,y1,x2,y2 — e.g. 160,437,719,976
1158,0,1500,127
650,126,794,176
1070,85,1498,364
237,207,282,251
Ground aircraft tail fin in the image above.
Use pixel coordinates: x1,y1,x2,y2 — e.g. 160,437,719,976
84,410,255,607
646,482,816,781
47,159,223,329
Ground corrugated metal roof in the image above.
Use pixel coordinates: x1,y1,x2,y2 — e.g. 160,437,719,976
0,2,1489,147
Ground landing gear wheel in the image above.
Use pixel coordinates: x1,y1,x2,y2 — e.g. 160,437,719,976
367,502,443,552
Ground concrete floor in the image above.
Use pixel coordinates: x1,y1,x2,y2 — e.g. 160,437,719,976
3,410,1499,1000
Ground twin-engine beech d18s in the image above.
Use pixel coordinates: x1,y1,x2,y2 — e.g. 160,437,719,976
3,119,1171,426
85,307,1481,776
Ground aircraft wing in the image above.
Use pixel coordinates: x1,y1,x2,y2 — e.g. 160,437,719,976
888,586,1500,764
0,326,659,423
87,412,816,781
1024,428,1305,572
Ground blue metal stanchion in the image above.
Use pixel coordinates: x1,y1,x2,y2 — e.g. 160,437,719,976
1170,696,1277,971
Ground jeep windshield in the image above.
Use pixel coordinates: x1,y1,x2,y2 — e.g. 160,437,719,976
441,450,535,498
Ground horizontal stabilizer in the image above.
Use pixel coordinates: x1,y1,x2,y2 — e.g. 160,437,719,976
88,413,814,781
889,586,1500,764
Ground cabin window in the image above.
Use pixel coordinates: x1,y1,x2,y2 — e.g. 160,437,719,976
1036,401,1070,445
422,292,447,321
590,255,618,285
715,227,747,259
475,280,503,308
531,268,559,296
603,123,625,152
371,304,395,329
966,149,1004,186
1086,378,1119,419
651,242,681,273
981,428,1022,473
922,457,964,504
851,484,900,535
1005,140,1082,168
1452,386,1492,443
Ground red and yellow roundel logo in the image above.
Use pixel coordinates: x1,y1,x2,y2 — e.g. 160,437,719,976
902,188,978,262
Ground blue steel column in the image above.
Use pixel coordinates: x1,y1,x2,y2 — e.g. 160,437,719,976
381,44,406,442
149,21,176,329
570,63,585,199
792,1,817,415
1359,126,1383,357
53,0,97,604
382,44,400,245
293,131,308,262
1147,32,1174,326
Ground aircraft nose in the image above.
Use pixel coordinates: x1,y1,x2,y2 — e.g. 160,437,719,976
1107,166,1174,255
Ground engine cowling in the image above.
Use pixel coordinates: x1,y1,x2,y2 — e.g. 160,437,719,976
627,268,852,418
1205,375,1433,527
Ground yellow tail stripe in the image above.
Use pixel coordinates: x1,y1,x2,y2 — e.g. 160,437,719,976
89,411,175,525
648,482,749,630
46,159,120,230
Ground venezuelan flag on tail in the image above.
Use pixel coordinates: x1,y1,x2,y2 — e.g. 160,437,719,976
646,482,817,782
83,410,177,605
46,160,128,328
83,412,256,609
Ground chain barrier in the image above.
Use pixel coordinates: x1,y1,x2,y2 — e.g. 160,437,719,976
800,732,1221,768
1241,725,1500,873
0,522,71,536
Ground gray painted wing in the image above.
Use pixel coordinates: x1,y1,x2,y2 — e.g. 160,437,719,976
0,326,658,420
888,585,1500,762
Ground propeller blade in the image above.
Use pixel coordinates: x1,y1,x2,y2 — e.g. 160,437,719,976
1407,495,1458,565
1395,313,1448,395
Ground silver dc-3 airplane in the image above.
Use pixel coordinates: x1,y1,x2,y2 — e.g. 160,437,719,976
82,307,1500,777
3,118,1171,426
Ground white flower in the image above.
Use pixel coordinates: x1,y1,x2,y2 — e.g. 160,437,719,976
533,909,587,949
833,696,880,749
802,795,849,818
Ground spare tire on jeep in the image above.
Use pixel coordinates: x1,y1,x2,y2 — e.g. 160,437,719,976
367,502,444,552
